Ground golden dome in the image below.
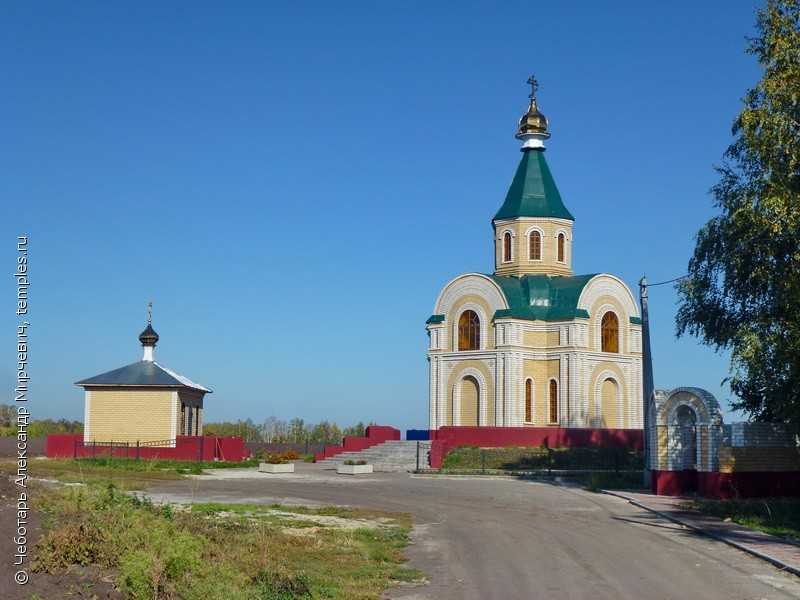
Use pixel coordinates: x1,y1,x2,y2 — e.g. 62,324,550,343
517,99,549,137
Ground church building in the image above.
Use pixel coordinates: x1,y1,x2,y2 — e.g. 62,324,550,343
76,306,211,444
426,78,643,431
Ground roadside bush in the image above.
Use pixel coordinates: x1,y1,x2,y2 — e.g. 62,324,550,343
252,449,301,463
33,519,102,572
252,449,288,464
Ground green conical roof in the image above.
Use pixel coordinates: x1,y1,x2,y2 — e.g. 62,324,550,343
493,150,574,221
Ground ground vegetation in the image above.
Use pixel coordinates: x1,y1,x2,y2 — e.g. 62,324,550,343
2,458,421,599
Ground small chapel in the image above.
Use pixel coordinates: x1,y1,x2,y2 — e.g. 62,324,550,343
426,78,643,431
75,304,211,444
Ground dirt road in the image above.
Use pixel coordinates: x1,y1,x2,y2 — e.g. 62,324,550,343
144,464,800,600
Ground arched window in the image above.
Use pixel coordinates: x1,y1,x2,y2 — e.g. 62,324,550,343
549,380,558,423
458,310,480,351
502,232,512,262
525,379,532,422
557,233,565,262
529,230,541,260
601,312,619,353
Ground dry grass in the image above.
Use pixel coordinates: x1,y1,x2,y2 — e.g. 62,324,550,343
22,459,423,599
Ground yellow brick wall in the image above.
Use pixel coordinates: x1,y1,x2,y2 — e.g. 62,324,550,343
459,376,480,426
493,219,573,277
545,330,560,348
718,446,800,473
600,378,618,428
657,426,669,470
523,359,560,426
523,330,543,348
521,329,562,349
85,387,176,443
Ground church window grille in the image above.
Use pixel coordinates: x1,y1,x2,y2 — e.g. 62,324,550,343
601,312,619,353
458,310,480,351
529,230,541,260
549,379,558,423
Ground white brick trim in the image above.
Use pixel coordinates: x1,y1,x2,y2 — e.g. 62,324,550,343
578,274,639,319
83,391,91,443
433,273,508,316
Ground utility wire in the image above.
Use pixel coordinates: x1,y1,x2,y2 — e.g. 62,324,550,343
645,275,687,287
643,223,776,289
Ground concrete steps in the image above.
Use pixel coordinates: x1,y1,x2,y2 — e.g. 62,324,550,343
318,440,426,472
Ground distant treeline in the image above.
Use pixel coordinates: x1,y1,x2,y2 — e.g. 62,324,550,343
0,404,369,445
203,417,377,445
0,404,83,436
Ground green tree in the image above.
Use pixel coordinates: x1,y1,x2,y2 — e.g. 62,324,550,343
329,423,342,445
203,419,262,442
342,421,366,438
308,420,332,444
27,418,84,436
0,404,15,428
0,406,84,436
676,0,800,427
287,418,306,443
260,416,288,443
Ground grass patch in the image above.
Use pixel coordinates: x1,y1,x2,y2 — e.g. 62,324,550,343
686,498,800,542
32,481,422,599
8,457,259,490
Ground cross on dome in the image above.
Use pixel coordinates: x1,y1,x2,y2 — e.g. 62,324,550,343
527,75,539,100
517,74,550,150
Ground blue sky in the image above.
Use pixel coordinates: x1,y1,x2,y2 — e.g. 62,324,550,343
2,2,764,432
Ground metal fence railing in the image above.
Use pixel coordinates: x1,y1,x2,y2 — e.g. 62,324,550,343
73,437,206,462
434,446,644,475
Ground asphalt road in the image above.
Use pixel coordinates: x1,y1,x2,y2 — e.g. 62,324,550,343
144,464,800,600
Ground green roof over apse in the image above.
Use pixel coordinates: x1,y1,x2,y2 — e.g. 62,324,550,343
493,150,574,222
490,274,595,321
